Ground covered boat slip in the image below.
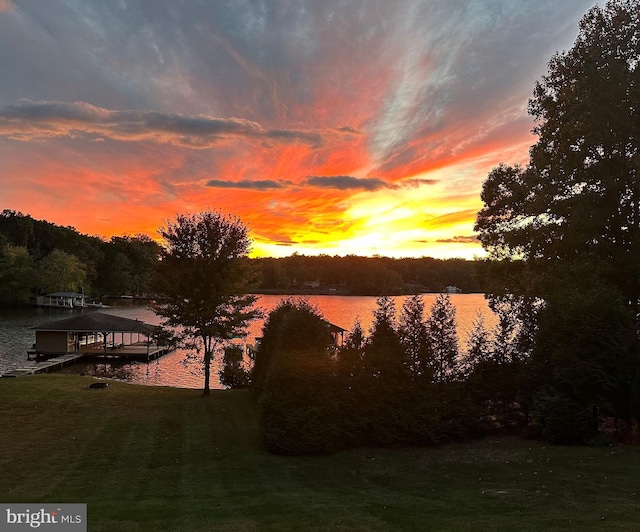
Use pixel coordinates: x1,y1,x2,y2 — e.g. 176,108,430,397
28,312,172,362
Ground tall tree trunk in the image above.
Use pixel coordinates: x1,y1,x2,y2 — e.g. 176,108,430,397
203,337,211,395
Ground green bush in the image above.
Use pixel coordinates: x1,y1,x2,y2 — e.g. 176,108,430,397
535,390,598,444
219,344,251,389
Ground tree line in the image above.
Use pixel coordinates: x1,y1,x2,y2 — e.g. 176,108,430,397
0,210,160,304
253,254,482,295
0,209,480,306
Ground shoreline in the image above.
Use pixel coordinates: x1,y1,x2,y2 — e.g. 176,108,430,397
1,289,484,310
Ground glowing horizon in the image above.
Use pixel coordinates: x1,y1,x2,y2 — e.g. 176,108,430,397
0,1,595,259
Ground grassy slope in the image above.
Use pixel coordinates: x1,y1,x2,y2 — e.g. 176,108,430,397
0,375,639,531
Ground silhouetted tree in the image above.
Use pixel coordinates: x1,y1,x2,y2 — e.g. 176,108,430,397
476,0,640,441
255,299,340,454
363,296,408,382
464,312,492,375
530,275,637,443
153,210,260,395
251,298,302,395
398,294,431,381
337,318,366,378
426,293,459,385
425,293,460,419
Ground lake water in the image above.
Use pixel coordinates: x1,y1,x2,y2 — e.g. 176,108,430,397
0,294,496,389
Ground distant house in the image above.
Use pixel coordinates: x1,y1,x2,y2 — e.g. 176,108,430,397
445,286,462,294
35,292,86,309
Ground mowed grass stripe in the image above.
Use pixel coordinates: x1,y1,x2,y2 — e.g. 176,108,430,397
1,374,640,531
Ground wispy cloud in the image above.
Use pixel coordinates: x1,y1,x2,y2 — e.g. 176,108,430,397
436,235,479,244
205,179,291,191
304,175,391,191
204,175,440,192
401,178,439,188
0,100,356,149
425,210,479,230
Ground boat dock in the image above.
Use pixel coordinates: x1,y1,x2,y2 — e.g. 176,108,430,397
2,311,174,379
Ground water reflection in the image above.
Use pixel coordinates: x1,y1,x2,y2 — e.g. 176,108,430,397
57,347,216,389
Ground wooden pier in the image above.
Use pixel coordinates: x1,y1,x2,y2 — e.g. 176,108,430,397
1,343,175,378
78,342,174,361
1,353,87,378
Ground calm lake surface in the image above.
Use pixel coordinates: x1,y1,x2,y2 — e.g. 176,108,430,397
0,294,496,389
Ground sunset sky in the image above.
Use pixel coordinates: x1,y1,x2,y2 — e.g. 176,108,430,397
0,0,596,259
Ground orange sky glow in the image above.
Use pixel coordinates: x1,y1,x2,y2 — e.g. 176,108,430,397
0,1,596,259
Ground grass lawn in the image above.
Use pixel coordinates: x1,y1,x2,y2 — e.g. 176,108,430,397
1,375,639,531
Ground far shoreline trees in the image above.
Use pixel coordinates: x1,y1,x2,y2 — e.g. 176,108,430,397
0,210,482,306
253,254,482,295
0,210,160,304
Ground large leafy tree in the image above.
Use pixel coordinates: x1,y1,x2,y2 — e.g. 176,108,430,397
476,0,640,439
153,211,260,395
37,249,87,294
0,242,35,304
477,0,639,297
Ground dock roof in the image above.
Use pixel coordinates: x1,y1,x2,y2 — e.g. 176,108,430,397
34,312,159,335
324,320,346,334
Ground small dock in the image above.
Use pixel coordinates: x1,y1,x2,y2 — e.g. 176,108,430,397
1,343,175,378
